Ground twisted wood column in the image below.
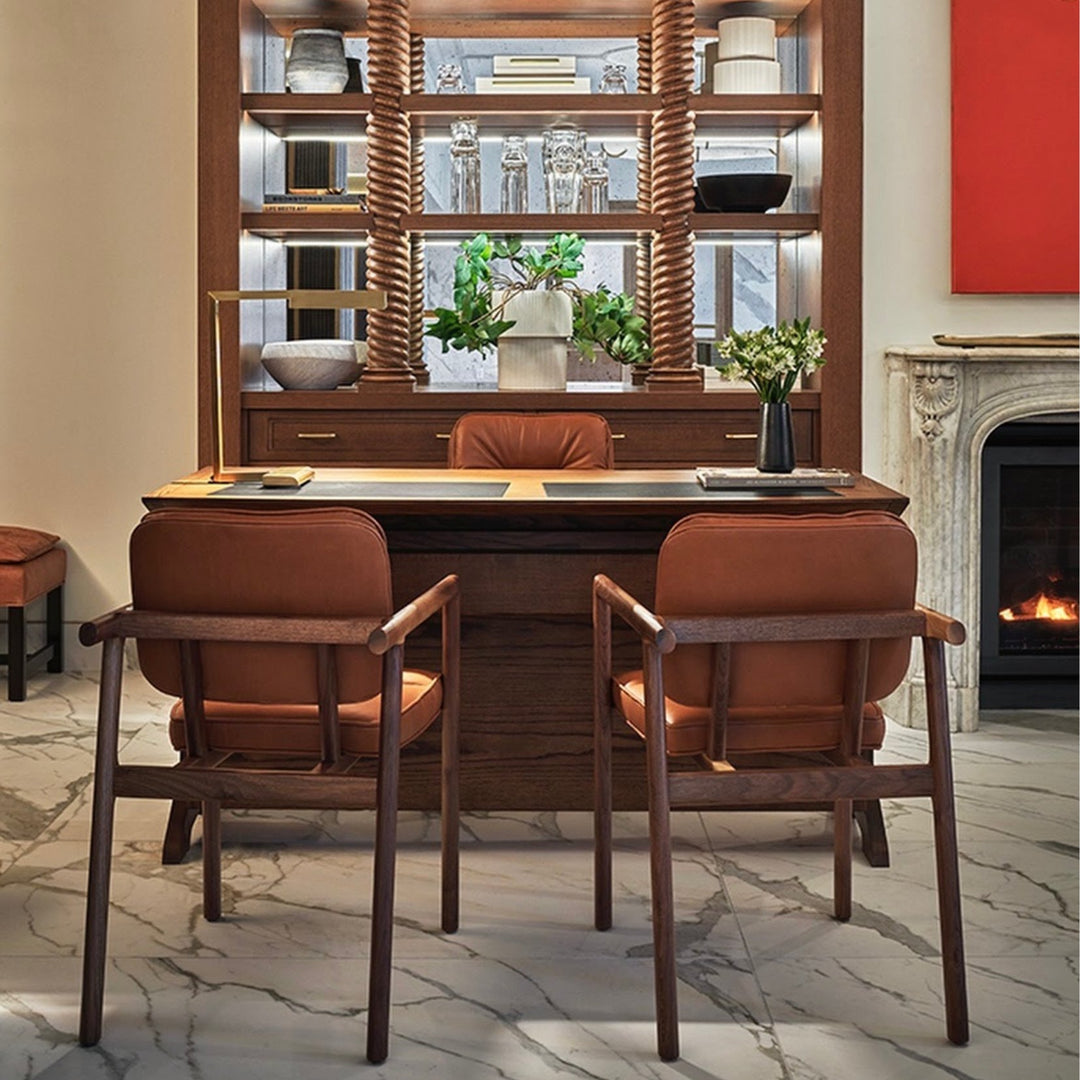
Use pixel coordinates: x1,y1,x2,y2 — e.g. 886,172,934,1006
635,33,653,360
646,0,701,389
407,32,429,383
361,0,415,387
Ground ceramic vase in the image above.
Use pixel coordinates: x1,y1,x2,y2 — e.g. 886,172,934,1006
285,29,348,93
495,290,572,391
756,401,796,472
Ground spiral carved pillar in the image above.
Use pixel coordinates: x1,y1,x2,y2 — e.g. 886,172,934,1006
646,0,701,389
407,33,429,383
634,33,653,381
361,0,416,387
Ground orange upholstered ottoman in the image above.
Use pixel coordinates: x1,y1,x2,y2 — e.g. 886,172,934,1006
0,527,66,701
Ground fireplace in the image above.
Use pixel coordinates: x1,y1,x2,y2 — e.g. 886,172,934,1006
883,344,1080,730
979,416,1079,708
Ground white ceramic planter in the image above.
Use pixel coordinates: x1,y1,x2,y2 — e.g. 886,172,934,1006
495,290,572,391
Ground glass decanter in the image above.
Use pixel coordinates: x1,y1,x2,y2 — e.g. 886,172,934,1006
499,134,529,214
449,118,481,213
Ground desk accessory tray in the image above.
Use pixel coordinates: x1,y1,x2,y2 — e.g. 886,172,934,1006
696,467,854,489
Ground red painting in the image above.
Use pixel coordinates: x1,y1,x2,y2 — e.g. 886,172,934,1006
951,0,1079,293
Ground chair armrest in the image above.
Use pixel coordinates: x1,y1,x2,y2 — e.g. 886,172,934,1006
593,574,676,654
79,606,133,646
917,604,966,645
368,574,460,655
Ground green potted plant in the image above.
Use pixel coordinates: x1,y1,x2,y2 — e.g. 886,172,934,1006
426,232,650,390
712,317,826,472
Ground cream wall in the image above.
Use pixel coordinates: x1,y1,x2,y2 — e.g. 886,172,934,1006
0,1,198,666
862,0,1078,476
0,2,1075,669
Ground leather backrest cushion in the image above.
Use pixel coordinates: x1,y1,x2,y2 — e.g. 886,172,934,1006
131,507,391,704
448,412,614,469
656,512,917,708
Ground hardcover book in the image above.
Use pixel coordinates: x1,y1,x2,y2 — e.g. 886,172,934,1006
695,467,854,489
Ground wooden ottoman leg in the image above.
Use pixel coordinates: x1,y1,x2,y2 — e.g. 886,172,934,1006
7,606,27,702
47,585,64,672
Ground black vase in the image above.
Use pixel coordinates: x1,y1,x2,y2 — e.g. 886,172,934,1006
757,402,796,473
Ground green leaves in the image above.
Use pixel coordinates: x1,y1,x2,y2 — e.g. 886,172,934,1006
713,317,826,402
572,285,651,367
426,232,650,364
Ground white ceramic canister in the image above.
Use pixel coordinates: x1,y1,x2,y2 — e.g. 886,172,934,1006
713,58,781,93
716,16,777,60
285,29,349,93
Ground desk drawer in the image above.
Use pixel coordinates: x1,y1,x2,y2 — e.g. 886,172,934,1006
609,409,816,467
247,410,459,465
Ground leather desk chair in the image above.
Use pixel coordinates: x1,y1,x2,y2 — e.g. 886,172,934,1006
78,507,460,1064
447,411,614,469
592,511,968,1061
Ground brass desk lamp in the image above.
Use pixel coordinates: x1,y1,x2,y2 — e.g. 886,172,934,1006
208,289,387,486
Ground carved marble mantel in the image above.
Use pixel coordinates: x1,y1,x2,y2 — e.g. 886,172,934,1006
882,346,1080,731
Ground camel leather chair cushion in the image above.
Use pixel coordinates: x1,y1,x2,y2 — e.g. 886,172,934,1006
447,411,614,469
612,512,914,756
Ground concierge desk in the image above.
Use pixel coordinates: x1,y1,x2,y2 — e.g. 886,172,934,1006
145,469,907,817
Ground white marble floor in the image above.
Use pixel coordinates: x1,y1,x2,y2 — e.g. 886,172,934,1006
1,672,1076,1080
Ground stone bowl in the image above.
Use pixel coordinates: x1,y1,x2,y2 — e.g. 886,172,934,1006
695,172,792,213
261,340,363,390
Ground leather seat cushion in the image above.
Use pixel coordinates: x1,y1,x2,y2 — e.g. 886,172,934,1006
0,526,60,564
168,669,442,757
613,671,886,756
0,546,66,606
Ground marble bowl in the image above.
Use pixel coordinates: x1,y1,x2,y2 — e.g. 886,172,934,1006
261,340,362,390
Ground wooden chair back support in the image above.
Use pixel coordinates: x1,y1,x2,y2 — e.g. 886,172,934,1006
77,507,460,1065
447,411,615,469
592,511,969,1062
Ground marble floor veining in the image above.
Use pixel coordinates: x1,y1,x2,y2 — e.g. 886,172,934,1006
0,674,1076,1079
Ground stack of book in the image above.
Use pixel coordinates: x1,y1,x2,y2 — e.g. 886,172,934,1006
475,55,590,94
261,193,366,213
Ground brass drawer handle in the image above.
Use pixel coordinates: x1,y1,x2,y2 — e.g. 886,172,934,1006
436,433,451,440
724,433,757,440
296,432,338,440
612,433,626,440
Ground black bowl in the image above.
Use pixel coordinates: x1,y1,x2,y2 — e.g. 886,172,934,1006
695,172,792,213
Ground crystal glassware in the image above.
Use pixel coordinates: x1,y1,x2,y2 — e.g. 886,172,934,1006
449,118,481,213
599,62,629,94
499,134,529,214
580,149,610,213
436,63,466,93
542,125,586,213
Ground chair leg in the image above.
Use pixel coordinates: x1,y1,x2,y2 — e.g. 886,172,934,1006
162,799,201,864
642,645,679,1062
367,644,404,1065
7,605,26,701
924,637,970,1045
46,585,64,672
440,593,460,934
202,800,222,922
79,637,124,1046
593,587,613,931
833,798,852,921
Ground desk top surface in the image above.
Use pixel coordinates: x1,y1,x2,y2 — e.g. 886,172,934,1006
146,468,907,517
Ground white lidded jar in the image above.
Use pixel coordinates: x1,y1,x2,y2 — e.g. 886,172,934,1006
286,29,349,93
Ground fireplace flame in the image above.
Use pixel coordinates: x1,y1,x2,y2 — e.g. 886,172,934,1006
999,591,1079,623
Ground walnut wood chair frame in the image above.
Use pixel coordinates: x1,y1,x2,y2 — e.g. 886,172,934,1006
592,574,969,1061
78,574,459,1065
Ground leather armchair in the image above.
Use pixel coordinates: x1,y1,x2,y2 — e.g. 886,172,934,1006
78,507,460,1064
593,511,968,1060
447,411,614,469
